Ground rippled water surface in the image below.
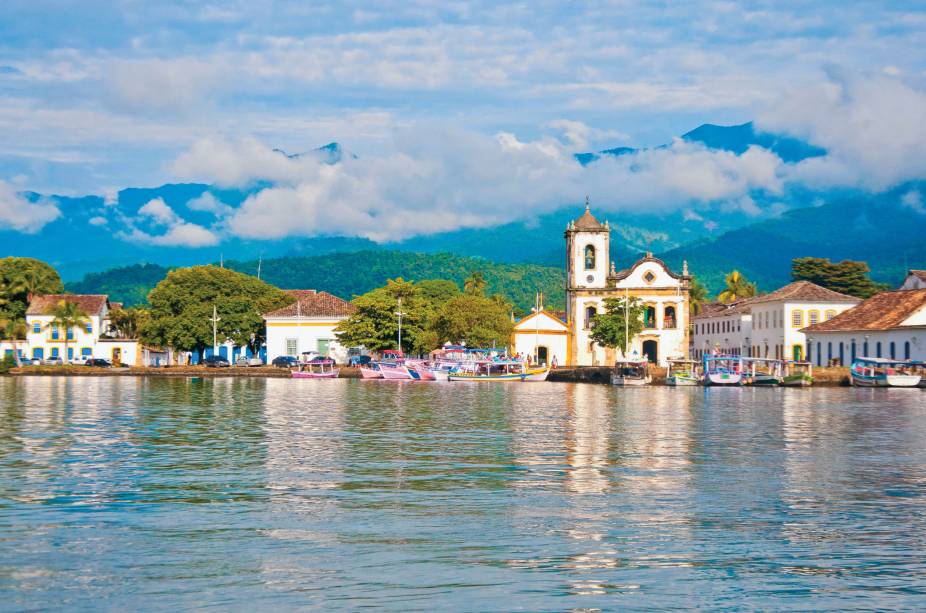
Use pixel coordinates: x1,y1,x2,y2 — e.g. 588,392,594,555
1,377,925,610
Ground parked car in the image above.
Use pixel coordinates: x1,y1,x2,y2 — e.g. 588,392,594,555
235,356,265,367
271,356,298,368
29,358,42,366
85,358,112,367
202,356,230,368
43,357,64,366
349,355,372,367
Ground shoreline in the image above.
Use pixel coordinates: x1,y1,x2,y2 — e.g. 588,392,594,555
6,365,856,386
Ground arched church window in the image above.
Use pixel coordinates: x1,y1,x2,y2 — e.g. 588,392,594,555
664,306,676,329
644,305,657,329
585,305,597,329
584,245,596,270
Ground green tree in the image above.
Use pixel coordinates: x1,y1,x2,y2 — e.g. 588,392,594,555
589,296,646,355
688,276,709,315
416,279,461,306
0,317,27,367
0,257,63,320
463,271,487,296
432,293,514,349
791,257,889,298
335,278,433,353
106,306,149,339
142,266,292,361
48,300,89,364
717,270,757,303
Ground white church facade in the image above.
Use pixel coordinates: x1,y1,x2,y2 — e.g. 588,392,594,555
563,205,691,366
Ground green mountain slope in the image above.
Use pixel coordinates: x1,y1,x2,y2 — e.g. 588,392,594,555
65,251,566,314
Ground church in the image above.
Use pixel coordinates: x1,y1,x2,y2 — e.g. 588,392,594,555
564,204,691,366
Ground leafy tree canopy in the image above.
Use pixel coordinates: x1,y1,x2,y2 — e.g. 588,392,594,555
0,257,63,320
590,296,646,354
432,293,514,349
141,265,292,359
791,257,890,299
717,269,757,303
335,278,437,354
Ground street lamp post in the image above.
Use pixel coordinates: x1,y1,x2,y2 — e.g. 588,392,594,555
395,297,405,353
209,304,221,358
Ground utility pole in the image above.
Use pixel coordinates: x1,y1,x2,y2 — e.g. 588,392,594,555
257,256,262,280
209,304,221,357
395,296,405,353
624,286,629,358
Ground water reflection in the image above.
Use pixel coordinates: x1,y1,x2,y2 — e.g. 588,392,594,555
0,377,924,610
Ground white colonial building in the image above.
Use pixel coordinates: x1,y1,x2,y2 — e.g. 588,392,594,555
900,270,926,290
691,298,755,359
565,205,690,366
263,290,355,363
22,294,142,365
691,281,860,362
511,308,569,367
802,288,926,364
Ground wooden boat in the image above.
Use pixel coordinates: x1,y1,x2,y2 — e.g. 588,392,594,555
611,360,651,386
358,364,384,379
851,357,922,387
782,361,813,387
405,359,436,381
703,355,743,386
291,358,339,379
379,363,414,380
666,359,701,386
742,357,783,386
448,360,548,382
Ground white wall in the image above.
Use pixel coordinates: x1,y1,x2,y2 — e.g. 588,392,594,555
569,232,610,289
97,340,140,365
265,318,349,363
692,313,752,358
900,275,926,290
25,313,103,362
513,312,568,367
749,301,856,360
806,329,926,365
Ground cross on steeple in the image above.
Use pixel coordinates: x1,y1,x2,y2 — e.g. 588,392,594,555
585,195,590,211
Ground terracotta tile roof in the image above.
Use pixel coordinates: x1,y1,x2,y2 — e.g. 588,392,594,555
802,288,926,333
263,289,356,318
749,281,860,304
571,206,607,231
693,297,759,320
26,294,108,316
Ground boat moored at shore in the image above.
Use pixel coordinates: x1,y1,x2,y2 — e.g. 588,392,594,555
703,355,744,386
611,360,652,386
850,357,922,387
666,359,701,386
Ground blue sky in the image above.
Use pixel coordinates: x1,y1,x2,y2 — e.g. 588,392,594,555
1,1,925,243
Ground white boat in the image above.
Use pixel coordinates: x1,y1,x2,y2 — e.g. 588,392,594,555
782,361,813,387
291,358,340,379
448,360,548,382
611,360,651,386
666,359,701,386
703,356,743,386
851,357,922,387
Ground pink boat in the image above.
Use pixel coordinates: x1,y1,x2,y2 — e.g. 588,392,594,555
405,359,436,381
379,363,413,380
359,365,384,379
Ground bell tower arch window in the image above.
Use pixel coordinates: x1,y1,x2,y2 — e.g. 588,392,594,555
584,245,596,270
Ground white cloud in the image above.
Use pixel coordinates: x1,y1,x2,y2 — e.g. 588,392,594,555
138,197,177,224
172,126,787,242
901,189,925,215
758,71,926,191
185,191,230,215
0,180,60,232
88,215,107,226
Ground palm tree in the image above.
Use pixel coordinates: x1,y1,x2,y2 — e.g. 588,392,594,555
0,317,27,367
688,276,709,315
107,307,148,339
48,300,89,364
464,271,487,296
9,267,45,304
717,270,757,303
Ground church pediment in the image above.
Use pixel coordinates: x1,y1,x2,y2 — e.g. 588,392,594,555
612,254,686,289
514,310,569,332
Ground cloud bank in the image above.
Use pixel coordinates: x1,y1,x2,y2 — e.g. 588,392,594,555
0,180,60,232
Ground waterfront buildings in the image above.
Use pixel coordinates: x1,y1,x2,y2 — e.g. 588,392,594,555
801,288,926,364
563,205,691,366
510,308,569,367
23,294,142,365
692,281,860,361
263,290,355,363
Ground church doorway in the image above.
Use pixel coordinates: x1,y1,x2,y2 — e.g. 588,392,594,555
642,340,658,363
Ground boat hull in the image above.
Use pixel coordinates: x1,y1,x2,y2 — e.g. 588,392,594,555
706,373,742,386
745,375,781,386
611,374,652,386
291,369,339,379
380,365,413,380
852,373,921,387
666,375,700,386
358,367,383,379
781,374,813,387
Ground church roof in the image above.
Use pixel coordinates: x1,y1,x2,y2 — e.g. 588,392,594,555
571,204,608,231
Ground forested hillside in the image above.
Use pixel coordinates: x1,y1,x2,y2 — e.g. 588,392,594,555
65,252,566,314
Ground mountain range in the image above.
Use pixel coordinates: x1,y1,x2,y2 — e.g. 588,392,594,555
8,122,926,298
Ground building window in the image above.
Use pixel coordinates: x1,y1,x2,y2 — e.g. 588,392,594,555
828,342,832,363
81,348,92,357
863,341,868,356
585,306,597,329
32,347,44,359
765,312,769,328
644,305,657,329
808,310,819,326
584,245,596,270
32,322,40,334
643,270,656,284
664,306,677,329
851,340,856,362
876,341,882,358
85,322,92,334
904,341,911,360
66,328,74,341
890,342,896,359
791,310,803,328
50,347,59,358
816,342,822,367
285,338,298,356
51,325,59,340
825,310,836,320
